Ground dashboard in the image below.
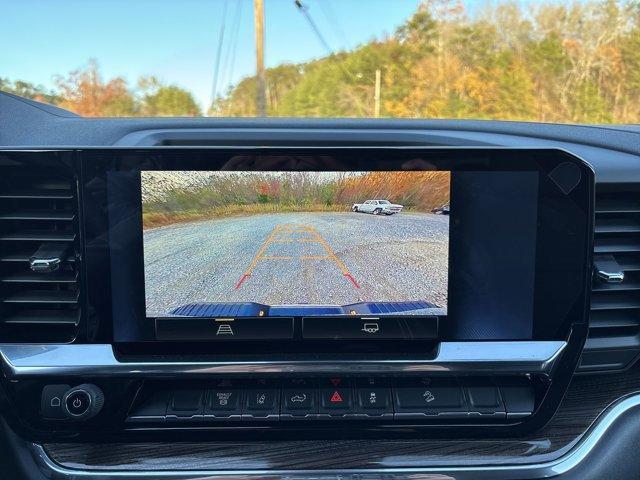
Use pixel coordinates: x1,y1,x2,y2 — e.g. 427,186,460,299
0,91,639,479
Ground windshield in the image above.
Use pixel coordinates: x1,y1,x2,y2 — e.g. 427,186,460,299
2,0,638,123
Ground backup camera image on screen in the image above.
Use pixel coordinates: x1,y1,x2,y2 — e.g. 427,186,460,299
141,171,450,318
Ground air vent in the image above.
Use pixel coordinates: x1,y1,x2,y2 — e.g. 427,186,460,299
579,185,640,372
0,162,81,343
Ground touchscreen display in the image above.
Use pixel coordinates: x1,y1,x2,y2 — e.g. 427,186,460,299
141,171,450,319
77,148,592,345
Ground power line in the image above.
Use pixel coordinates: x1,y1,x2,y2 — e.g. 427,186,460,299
317,0,349,50
220,0,243,97
210,0,229,110
292,0,360,83
294,0,333,55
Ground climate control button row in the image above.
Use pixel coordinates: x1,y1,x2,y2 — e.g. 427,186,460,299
125,377,534,424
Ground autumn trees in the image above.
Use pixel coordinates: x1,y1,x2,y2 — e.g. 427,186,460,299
214,0,640,123
1,60,201,117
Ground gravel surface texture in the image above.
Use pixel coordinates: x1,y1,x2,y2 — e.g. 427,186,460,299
143,212,449,316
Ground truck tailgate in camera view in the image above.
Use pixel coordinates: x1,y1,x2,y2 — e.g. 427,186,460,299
142,171,450,318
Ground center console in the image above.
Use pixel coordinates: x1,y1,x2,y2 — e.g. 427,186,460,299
0,147,594,440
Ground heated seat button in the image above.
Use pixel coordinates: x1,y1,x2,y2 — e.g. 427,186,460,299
41,384,70,420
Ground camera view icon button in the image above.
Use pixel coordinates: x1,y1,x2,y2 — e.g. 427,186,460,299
361,322,380,334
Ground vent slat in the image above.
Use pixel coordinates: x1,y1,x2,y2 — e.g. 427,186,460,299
585,334,640,349
595,198,640,214
594,237,640,254
0,210,75,221
2,310,80,326
595,217,640,234
2,290,79,305
0,250,75,263
0,188,72,200
589,311,640,330
1,271,77,284
0,231,75,242
590,294,640,310
592,281,640,292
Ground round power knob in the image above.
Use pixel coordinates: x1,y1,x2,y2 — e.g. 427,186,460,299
63,384,104,420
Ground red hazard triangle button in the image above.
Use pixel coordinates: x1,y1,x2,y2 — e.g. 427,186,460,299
330,391,343,403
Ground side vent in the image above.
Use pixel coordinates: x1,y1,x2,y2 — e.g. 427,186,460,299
0,163,81,343
579,184,640,372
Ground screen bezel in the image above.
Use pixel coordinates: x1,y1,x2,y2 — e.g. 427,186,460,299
76,147,594,352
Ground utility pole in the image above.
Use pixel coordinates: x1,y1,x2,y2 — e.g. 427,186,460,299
254,0,266,117
374,69,381,118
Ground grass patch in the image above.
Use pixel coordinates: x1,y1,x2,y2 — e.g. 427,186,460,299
143,203,351,229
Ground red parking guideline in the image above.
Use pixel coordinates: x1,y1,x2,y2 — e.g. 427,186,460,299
343,273,361,289
234,273,250,289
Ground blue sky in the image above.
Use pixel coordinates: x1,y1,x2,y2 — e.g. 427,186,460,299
2,0,555,110
1,0,425,109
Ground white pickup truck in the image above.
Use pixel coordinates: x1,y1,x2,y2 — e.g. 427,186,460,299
351,199,404,215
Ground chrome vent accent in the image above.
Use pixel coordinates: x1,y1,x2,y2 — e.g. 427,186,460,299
0,163,81,343
580,185,640,372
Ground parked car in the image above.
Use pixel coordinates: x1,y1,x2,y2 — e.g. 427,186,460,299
431,203,450,215
352,199,404,215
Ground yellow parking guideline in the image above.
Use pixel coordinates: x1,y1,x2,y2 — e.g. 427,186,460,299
235,223,360,289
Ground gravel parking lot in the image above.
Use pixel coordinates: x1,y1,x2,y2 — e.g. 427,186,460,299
143,212,449,316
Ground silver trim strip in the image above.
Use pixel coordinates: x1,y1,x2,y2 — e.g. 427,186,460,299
27,392,640,479
0,341,566,378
